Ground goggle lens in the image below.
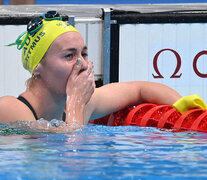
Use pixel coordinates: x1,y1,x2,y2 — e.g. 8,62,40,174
43,10,62,21
27,17,43,35
45,11,60,18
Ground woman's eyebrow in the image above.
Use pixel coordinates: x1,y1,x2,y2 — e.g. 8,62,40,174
65,48,76,52
64,46,87,52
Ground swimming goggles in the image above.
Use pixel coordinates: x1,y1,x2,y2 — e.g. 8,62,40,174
6,10,67,50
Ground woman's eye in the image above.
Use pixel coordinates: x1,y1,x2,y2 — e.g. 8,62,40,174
82,53,88,59
65,54,73,60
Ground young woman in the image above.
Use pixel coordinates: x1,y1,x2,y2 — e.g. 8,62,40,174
0,11,182,127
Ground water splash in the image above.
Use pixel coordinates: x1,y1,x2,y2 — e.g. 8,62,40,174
0,118,84,135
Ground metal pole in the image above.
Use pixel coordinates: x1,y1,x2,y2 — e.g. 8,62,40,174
68,16,75,27
103,8,111,85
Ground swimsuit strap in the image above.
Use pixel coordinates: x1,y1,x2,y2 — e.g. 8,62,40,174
62,112,66,121
17,96,38,120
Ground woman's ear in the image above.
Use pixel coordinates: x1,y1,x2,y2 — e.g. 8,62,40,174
33,64,43,77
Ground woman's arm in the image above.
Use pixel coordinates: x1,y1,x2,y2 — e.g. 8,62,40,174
86,81,182,121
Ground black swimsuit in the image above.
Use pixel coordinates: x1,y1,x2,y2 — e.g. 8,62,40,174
17,96,66,121
17,96,39,120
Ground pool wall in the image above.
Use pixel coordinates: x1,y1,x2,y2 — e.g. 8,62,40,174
113,7,207,102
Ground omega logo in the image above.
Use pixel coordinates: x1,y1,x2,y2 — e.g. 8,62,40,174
152,48,207,78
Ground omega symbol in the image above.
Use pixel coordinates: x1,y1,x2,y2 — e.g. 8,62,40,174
152,48,207,78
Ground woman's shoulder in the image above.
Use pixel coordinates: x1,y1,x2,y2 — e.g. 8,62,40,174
0,96,22,107
0,95,21,114
0,96,19,105
0,96,35,123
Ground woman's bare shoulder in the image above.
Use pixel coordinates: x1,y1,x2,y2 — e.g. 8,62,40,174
0,96,21,108
0,96,35,123
0,95,18,102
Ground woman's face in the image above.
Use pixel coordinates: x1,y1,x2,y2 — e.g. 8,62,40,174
39,31,88,95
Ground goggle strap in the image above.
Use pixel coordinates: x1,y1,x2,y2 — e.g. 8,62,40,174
5,31,28,50
5,42,17,47
29,23,43,35
17,32,29,50
6,11,64,50
43,16,62,21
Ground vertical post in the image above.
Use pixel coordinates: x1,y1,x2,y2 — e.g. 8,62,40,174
103,8,111,85
68,16,75,27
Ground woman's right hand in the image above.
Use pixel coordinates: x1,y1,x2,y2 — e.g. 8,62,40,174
65,59,95,125
66,58,95,106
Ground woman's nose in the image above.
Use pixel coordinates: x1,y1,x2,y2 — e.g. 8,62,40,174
79,57,88,70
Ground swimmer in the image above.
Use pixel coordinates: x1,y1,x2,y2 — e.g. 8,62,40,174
0,11,182,127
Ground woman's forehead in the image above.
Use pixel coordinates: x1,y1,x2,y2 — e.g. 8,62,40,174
52,31,85,50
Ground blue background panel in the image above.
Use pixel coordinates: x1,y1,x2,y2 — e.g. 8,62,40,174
3,0,207,5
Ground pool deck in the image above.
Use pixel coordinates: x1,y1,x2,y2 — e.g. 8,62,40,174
0,3,207,18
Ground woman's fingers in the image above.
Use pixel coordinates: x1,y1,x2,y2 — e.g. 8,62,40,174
86,61,93,75
70,58,82,77
66,60,95,104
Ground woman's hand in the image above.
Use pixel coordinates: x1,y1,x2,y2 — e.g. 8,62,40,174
65,59,95,125
66,59,95,105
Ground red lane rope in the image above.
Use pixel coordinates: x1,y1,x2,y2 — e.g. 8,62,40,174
173,109,205,130
125,103,156,126
139,105,172,127
90,103,207,133
190,111,207,132
158,108,181,129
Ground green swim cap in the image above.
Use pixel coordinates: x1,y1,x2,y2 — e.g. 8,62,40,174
7,14,79,73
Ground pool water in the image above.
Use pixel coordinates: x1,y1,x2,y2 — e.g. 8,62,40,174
0,123,207,180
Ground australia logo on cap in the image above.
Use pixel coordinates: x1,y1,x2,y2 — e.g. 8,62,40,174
56,22,71,28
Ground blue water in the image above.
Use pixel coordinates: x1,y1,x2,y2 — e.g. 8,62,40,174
0,123,207,180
